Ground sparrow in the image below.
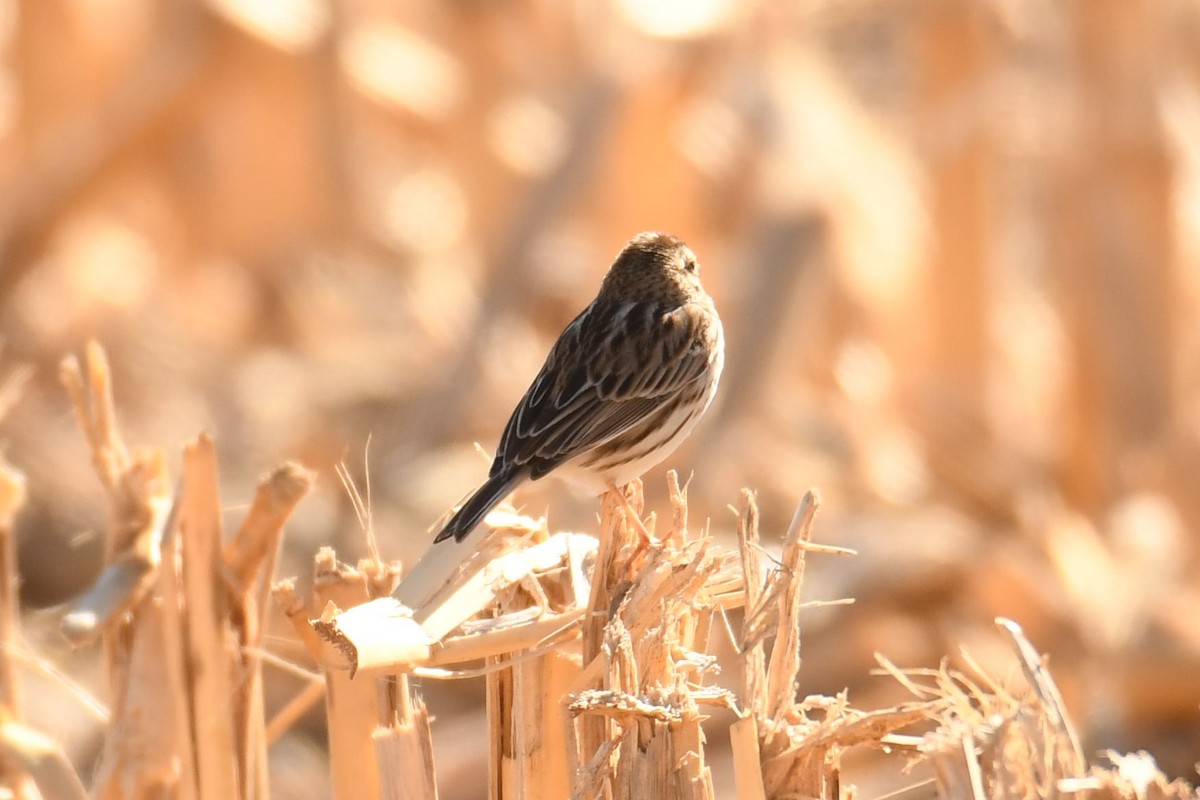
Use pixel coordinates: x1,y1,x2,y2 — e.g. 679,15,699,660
434,231,724,543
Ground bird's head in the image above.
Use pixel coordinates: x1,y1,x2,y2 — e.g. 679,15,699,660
599,232,706,305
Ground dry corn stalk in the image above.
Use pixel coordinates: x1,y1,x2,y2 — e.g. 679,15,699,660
0,445,88,799
0,459,25,734
303,506,596,800
301,476,1200,800
875,618,1200,800
314,552,403,800
1,341,1191,800
57,342,313,800
730,489,928,800
224,462,316,799
375,675,437,800
568,477,739,800
59,343,184,798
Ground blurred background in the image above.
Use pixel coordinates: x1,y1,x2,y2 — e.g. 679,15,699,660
1,0,1199,796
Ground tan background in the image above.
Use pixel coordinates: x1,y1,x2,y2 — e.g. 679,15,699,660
1,0,1199,797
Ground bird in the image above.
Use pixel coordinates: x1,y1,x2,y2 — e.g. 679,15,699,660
433,231,725,544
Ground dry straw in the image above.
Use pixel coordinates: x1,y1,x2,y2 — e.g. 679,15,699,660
0,342,1192,799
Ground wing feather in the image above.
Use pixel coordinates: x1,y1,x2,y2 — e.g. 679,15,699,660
491,299,716,479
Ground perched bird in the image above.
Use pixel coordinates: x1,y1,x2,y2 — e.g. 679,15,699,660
434,231,725,544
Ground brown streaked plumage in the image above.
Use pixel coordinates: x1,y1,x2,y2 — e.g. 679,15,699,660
434,231,724,544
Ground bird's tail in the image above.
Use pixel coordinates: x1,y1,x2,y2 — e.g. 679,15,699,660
433,471,522,543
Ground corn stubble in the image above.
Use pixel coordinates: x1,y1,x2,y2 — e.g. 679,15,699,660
0,343,1192,799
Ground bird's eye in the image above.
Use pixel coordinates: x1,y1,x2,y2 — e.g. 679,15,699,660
684,259,698,274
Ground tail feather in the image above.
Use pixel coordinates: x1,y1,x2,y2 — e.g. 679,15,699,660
434,471,522,543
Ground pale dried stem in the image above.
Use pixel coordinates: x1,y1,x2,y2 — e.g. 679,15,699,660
765,490,820,721
59,342,129,502
729,716,767,800
565,478,723,799
576,487,639,786
313,553,391,800
0,722,87,800
374,686,437,800
224,462,314,800
666,469,688,548
59,342,173,648
0,455,39,799
0,459,26,719
735,488,765,719
179,434,240,799
224,462,315,592
271,580,327,664
58,343,185,798
995,616,1086,774
153,483,198,800
59,493,173,647
486,659,509,800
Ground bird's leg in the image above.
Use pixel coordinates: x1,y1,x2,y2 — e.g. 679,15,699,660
606,481,653,548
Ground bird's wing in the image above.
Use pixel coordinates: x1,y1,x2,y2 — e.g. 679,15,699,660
493,299,716,477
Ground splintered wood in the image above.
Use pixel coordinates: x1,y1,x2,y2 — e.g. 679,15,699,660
571,480,732,800
54,343,315,800
312,551,403,800
59,342,173,649
7,342,1196,800
877,618,1199,800
307,474,1200,800
302,509,594,800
